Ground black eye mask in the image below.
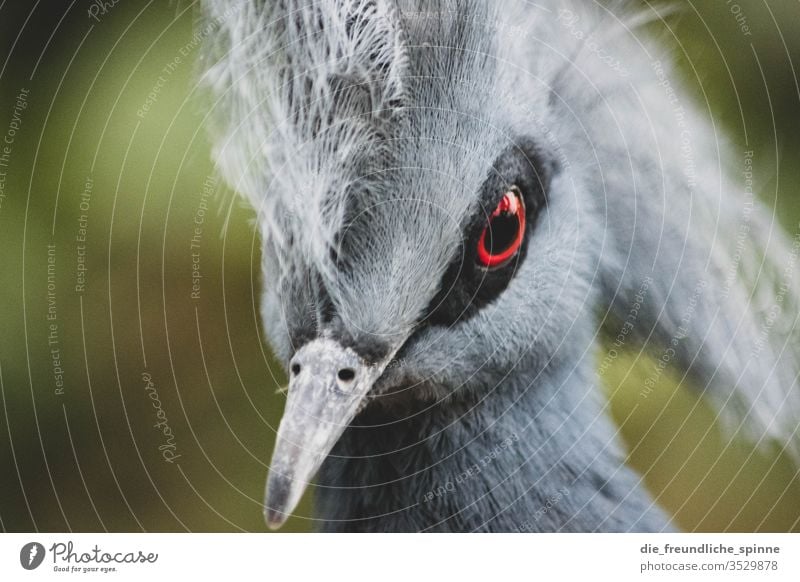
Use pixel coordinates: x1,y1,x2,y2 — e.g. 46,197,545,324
422,139,554,328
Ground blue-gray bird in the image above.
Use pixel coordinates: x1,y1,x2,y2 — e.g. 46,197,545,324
200,0,800,531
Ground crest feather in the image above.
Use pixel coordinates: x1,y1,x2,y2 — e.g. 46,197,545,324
201,0,408,280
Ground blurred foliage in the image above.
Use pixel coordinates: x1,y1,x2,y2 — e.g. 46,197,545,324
0,1,798,532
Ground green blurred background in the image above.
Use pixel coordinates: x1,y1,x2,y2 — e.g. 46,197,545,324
0,1,798,532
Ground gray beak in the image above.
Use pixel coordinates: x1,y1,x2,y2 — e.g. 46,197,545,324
264,338,392,529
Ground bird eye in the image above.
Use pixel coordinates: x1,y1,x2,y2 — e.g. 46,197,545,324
476,187,526,269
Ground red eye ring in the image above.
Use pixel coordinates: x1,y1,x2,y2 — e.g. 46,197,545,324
476,187,526,269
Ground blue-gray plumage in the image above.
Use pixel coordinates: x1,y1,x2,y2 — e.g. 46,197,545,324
200,0,800,532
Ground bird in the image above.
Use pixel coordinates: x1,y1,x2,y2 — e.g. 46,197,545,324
198,0,800,532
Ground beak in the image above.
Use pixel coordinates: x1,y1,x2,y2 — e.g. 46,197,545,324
263,338,393,529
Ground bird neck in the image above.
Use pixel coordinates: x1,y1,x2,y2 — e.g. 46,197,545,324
315,359,672,532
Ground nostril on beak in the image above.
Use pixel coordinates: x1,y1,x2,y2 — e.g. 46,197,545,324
337,368,355,382
291,363,301,376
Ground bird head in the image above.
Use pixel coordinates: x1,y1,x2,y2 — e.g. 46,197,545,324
203,0,605,528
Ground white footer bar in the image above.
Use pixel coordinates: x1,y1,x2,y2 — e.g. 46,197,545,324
2,533,799,581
